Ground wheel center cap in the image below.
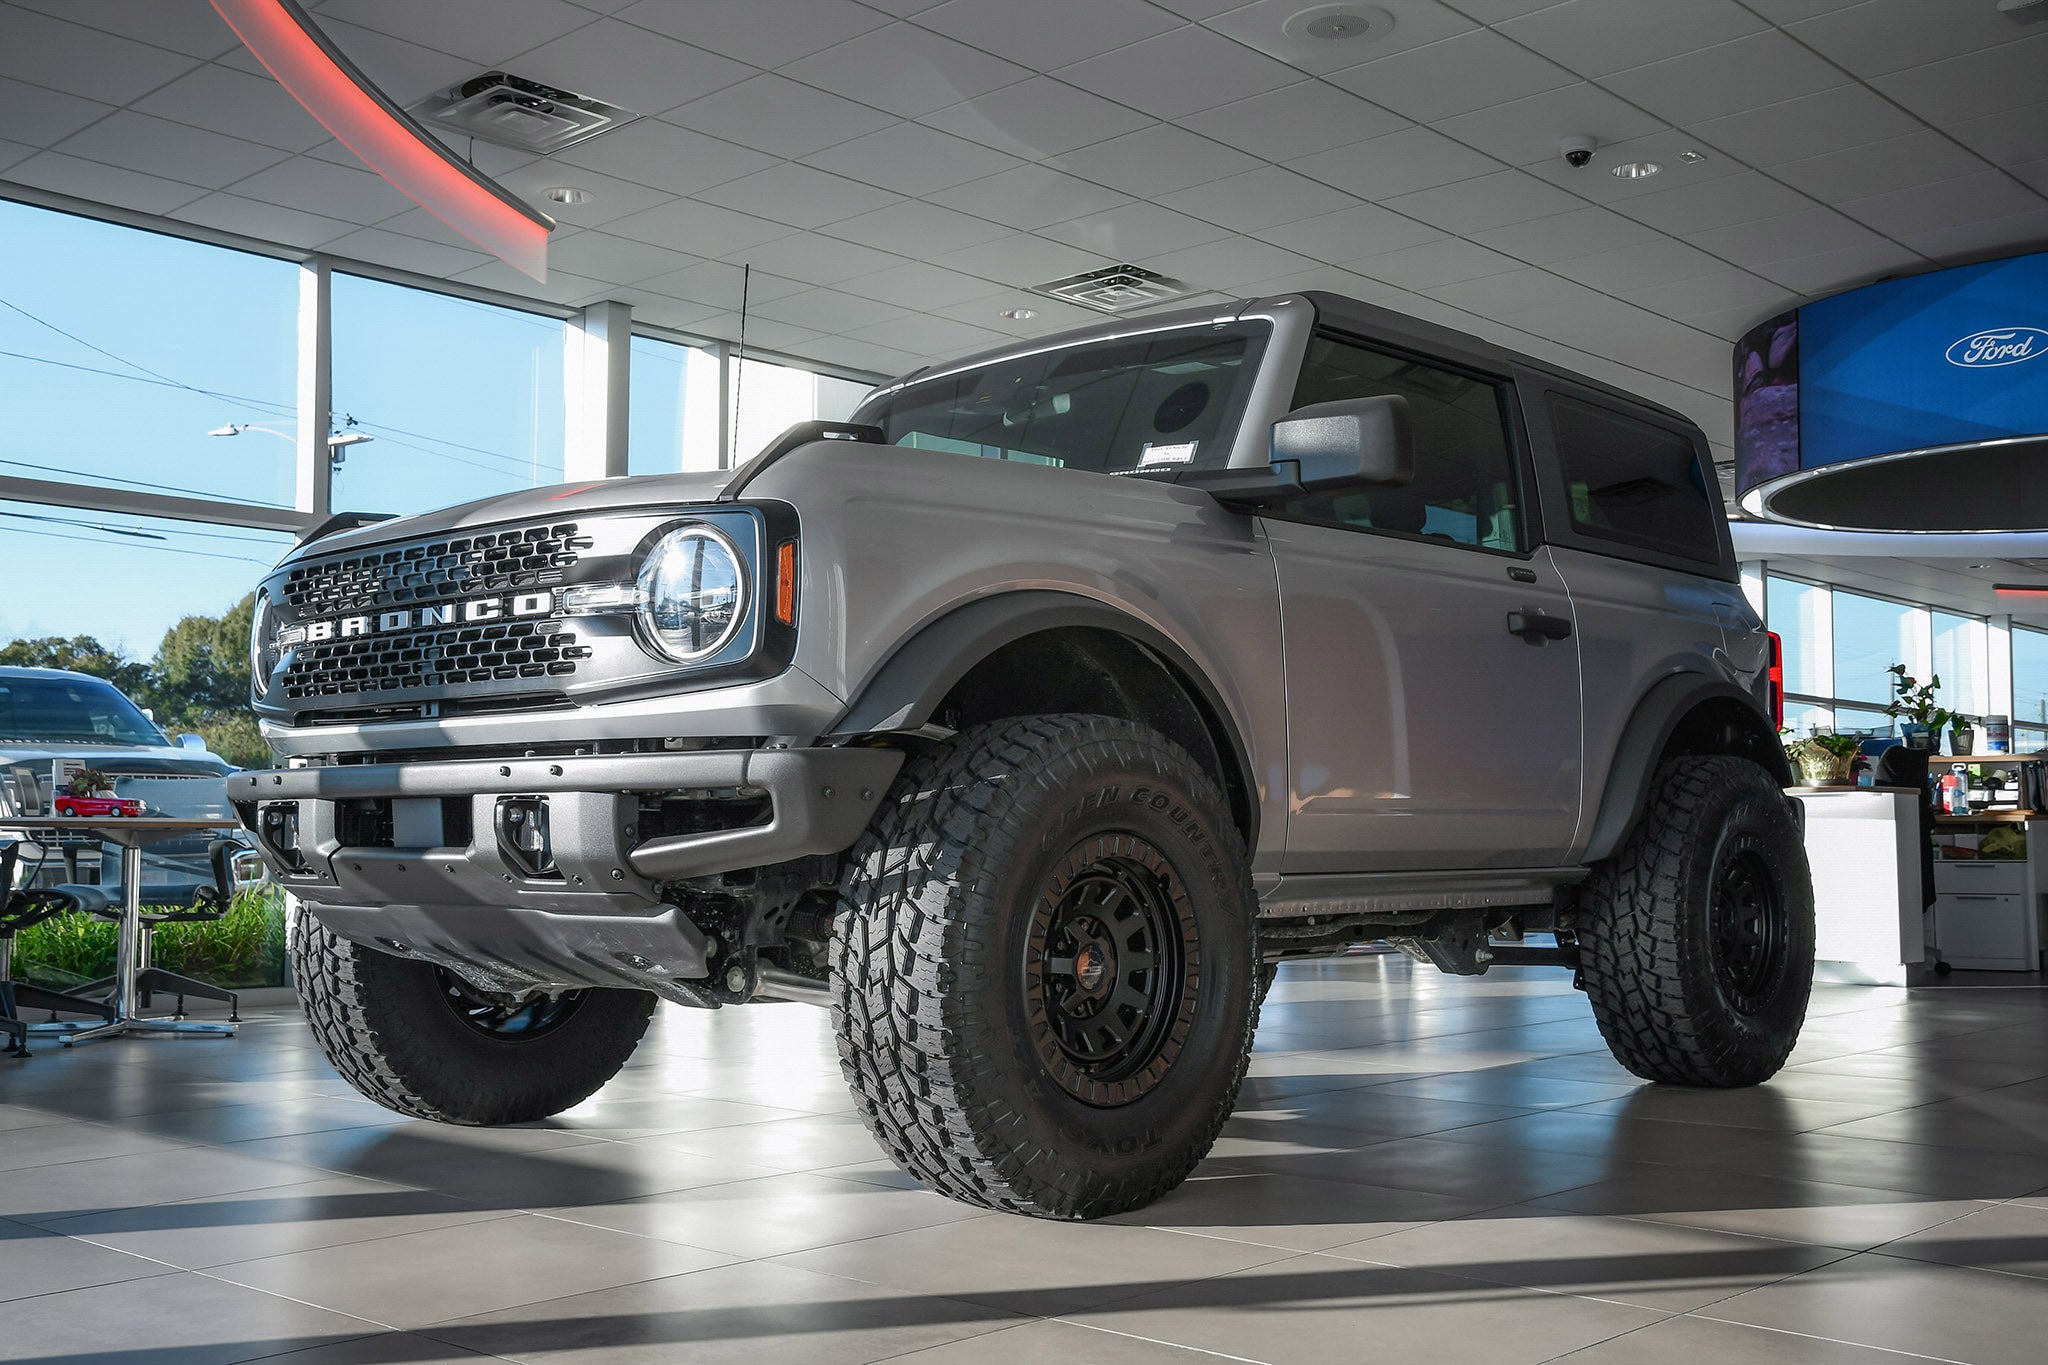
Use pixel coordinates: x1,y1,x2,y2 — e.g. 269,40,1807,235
1076,946,1107,992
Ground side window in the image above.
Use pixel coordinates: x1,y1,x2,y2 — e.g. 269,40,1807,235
1278,335,1521,551
1547,395,1718,561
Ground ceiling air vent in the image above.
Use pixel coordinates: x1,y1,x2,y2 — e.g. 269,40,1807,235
411,72,637,155
1034,265,1191,314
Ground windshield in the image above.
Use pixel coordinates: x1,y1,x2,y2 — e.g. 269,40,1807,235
853,322,1269,477
0,676,167,747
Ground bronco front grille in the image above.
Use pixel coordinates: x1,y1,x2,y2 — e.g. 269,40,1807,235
282,522,589,616
277,520,596,705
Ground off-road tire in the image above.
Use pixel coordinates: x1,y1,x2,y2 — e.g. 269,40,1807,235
1578,755,1814,1087
1255,960,1280,1005
291,903,656,1124
832,715,1257,1219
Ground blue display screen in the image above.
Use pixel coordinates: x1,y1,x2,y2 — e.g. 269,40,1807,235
1799,250,2048,469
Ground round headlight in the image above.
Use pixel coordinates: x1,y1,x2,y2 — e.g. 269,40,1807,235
249,589,276,700
637,524,747,663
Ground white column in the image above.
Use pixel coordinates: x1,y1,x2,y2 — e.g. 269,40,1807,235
564,300,632,480
295,258,331,527
1989,614,2015,720
715,341,732,470
1741,560,1767,620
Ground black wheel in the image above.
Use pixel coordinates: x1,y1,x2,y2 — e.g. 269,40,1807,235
1578,755,1814,1087
832,714,1257,1219
291,903,656,1124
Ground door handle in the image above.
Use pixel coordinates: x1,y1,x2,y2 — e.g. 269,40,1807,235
1507,611,1572,642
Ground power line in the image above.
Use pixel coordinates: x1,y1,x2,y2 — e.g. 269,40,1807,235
0,524,278,567
0,508,283,546
0,457,289,508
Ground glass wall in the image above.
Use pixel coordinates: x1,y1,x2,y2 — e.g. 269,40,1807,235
728,357,873,465
628,335,721,475
2014,627,2048,749
0,199,299,508
1766,573,1991,737
329,274,565,517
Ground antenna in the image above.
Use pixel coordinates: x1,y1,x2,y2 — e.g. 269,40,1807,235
731,262,750,468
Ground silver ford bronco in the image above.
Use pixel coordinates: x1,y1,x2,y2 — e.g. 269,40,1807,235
240,292,1809,1219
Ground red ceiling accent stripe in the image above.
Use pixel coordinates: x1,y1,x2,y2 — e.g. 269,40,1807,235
209,0,551,280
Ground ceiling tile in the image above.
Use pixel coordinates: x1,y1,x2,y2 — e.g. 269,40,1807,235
447,260,606,305
0,73,114,149
1148,0,1249,17
1616,171,1815,234
780,23,1029,119
1140,236,1320,289
837,262,1002,310
1747,239,1925,295
1497,0,1768,78
1235,264,1401,302
1328,27,1574,124
1157,166,1360,233
753,287,909,333
932,232,1108,288
1947,100,2048,168
1253,202,1443,262
506,18,755,117
928,164,1130,230
605,195,799,257
1380,168,1584,234
929,289,1103,338
1180,81,1407,162
916,0,1180,70
1468,206,1663,264
823,199,1011,257
133,64,330,152
1602,30,1851,126
685,312,821,351
802,122,1020,196
850,311,1010,356
1347,237,1522,287
1902,205,2048,264
494,160,677,226
1789,0,2038,79
320,225,493,277
168,191,354,247
918,77,1154,159
1840,171,2045,240
229,154,415,223
1621,268,1790,322
304,18,474,104
1052,125,1263,198
1690,85,1924,168
0,7,199,105
1684,206,1884,268
610,289,724,332
615,0,888,68
1203,0,1480,74
717,231,908,284
636,259,809,307
1872,34,2048,126
11,0,240,60
2013,157,2048,198
666,75,898,158
798,333,925,378
1548,237,1731,292
1521,129,1745,202
542,230,700,285
4,150,205,216
691,162,898,229
1432,83,1665,168
1427,266,1601,319
1285,125,1502,201
1056,25,1305,121
1773,131,1992,204
1039,201,1233,258
1741,0,1864,20
552,119,778,197
320,0,592,66
54,111,287,189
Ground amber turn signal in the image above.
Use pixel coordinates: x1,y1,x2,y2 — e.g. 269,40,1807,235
775,539,797,626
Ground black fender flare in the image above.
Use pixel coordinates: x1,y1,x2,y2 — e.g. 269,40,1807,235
1582,672,1794,866
828,590,1259,842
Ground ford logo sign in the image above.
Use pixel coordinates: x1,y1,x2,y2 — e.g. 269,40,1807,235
1946,327,2048,368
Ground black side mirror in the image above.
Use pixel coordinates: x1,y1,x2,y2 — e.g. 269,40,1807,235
1188,394,1414,509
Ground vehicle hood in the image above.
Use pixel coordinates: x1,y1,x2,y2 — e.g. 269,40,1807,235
299,471,736,558
0,743,236,820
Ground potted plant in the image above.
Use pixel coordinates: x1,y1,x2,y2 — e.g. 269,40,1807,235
1885,665,1953,751
1785,733,1860,786
1950,716,1977,756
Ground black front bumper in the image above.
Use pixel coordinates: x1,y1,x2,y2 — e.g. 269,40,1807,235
232,746,902,1001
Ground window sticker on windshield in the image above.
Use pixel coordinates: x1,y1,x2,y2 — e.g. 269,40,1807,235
1139,441,1197,467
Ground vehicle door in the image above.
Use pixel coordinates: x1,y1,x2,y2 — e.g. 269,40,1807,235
1263,333,1583,873
1516,375,1741,861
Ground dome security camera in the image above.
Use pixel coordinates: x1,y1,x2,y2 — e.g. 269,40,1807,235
1560,136,1597,169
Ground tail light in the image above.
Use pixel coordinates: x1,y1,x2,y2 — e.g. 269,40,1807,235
1766,631,1784,729
774,539,797,627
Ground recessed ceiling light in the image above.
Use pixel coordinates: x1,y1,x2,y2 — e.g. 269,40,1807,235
1000,308,1037,320
1611,161,1662,179
543,186,592,205
1677,149,1707,164
1283,4,1395,44
1969,563,1993,569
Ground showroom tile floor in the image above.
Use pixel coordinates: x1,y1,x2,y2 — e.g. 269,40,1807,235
3,958,2048,1365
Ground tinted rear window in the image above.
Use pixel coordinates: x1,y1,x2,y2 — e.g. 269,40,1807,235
1549,395,1718,561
